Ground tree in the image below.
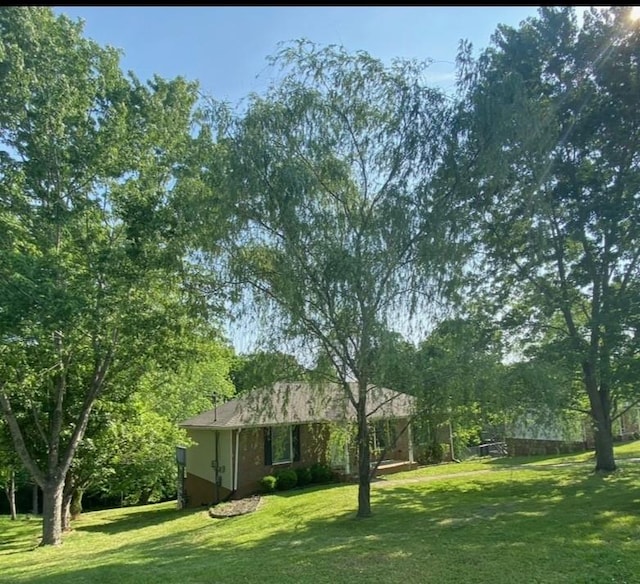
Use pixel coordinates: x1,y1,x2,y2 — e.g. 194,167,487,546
0,421,22,519
0,8,217,544
455,6,640,471
230,351,308,394
372,317,507,461
81,336,234,511
212,41,462,517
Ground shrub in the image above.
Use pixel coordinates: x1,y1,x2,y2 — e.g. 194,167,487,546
275,469,298,491
258,475,277,493
295,466,312,487
310,462,333,484
419,442,444,465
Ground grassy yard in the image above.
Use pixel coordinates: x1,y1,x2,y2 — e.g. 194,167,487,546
2,443,640,584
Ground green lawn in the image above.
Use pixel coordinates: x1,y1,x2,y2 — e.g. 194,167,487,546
2,443,640,584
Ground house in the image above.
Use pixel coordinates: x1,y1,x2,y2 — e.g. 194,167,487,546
178,382,417,507
506,405,640,456
506,410,587,456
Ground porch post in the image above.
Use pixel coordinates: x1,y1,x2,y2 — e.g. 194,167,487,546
408,421,414,464
344,439,351,475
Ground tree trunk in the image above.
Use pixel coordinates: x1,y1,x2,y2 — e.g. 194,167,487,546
62,492,72,532
32,483,39,515
356,384,371,518
593,416,616,472
71,487,84,519
62,480,84,531
583,362,616,472
41,480,65,546
5,470,17,520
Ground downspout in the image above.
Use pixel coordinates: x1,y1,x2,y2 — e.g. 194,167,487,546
408,421,414,464
234,428,241,492
214,430,219,504
344,438,351,476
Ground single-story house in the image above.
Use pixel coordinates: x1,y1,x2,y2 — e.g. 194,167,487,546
178,381,417,507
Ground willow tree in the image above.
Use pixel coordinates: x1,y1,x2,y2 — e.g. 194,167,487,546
215,41,463,517
456,7,640,471
0,8,218,544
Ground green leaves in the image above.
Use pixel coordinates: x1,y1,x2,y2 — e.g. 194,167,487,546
457,7,640,468
0,8,227,542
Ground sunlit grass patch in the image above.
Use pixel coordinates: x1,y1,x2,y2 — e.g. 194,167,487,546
2,446,640,584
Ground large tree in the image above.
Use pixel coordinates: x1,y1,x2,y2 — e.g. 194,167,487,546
0,8,217,544
58,334,233,526
212,41,463,517
456,7,640,471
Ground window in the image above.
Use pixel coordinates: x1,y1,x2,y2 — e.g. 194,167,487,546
264,425,301,465
272,426,292,464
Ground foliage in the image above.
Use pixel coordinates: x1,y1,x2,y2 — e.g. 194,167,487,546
0,7,223,544
309,462,333,484
294,466,312,487
372,318,510,454
274,468,298,491
325,421,355,468
69,334,234,509
230,351,308,394
258,475,277,494
417,442,444,465
454,6,640,471
211,40,462,518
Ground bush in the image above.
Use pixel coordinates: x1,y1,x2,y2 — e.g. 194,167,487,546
295,466,312,487
275,469,298,491
258,475,277,493
310,462,333,484
419,442,444,465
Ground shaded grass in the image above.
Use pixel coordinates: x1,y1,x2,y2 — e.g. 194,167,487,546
2,443,640,584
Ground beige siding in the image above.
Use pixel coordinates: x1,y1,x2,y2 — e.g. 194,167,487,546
185,428,233,490
217,429,232,490
185,429,214,482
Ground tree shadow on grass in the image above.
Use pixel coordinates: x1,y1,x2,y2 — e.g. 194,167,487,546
73,503,200,535
5,468,640,584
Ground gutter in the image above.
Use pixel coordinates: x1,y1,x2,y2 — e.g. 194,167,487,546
234,428,241,492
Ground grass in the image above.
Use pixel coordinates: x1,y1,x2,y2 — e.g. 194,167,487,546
2,443,640,584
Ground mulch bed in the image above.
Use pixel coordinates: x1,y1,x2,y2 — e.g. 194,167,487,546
208,495,262,519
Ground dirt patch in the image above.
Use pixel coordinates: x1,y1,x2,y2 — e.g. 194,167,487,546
208,495,262,519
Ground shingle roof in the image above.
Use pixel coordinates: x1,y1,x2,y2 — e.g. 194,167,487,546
179,381,415,430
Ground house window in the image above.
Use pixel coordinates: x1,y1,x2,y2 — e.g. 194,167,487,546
272,426,292,464
264,425,301,466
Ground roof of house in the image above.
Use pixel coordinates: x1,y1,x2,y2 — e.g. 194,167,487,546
179,381,416,430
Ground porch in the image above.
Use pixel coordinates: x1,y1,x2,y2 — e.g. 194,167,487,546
373,459,418,475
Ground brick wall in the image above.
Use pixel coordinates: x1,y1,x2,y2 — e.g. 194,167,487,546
235,423,330,498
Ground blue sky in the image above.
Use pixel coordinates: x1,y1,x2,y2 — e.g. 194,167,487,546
52,6,566,354
54,6,547,106
52,6,553,354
